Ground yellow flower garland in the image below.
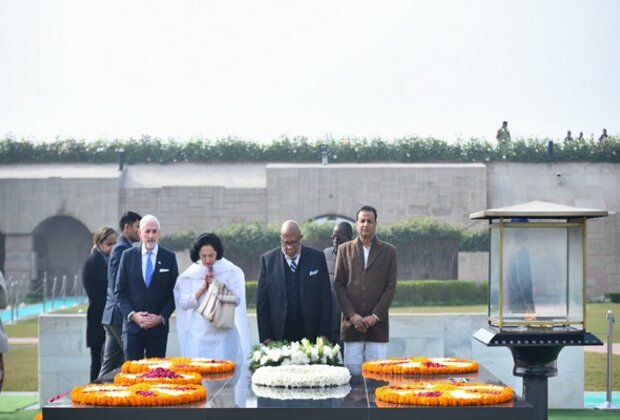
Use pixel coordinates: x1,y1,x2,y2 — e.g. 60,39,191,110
70,383,206,407
363,357,479,376
375,382,513,406
121,357,235,375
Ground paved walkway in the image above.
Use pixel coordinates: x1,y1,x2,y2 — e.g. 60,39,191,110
8,337,38,344
584,342,620,356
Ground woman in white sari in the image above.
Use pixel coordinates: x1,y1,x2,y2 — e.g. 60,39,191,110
174,233,250,365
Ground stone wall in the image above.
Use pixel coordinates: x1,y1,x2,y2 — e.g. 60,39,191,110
0,177,119,234
1,161,619,296
39,313,584,409
486,162,620,297
458,252,489,283
120,186,267,232
265,163,487,225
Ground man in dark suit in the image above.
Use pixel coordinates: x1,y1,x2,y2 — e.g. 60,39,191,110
256,220,332,344
99,211,141,378
117,214,178,360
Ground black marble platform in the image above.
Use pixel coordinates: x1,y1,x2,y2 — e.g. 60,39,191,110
43,365,534,420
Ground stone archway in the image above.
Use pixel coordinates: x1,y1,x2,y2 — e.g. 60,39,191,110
311,214,354,225
32,216,92,295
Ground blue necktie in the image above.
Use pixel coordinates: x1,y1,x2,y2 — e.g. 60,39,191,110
290,260,297,272
145,251,153,287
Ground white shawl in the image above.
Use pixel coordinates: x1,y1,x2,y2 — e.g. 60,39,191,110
174,258,251,364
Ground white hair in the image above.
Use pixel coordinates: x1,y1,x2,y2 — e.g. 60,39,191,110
139,214,160,230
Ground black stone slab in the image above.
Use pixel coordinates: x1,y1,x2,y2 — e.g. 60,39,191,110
43,364,534,420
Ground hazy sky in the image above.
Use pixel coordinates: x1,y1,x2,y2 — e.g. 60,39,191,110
1,0,619,143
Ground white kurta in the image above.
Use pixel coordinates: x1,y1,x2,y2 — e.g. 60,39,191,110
174,258,251,365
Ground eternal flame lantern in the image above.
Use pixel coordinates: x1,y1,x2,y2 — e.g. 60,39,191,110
470,201,607,420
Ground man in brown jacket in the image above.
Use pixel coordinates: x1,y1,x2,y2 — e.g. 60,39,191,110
334,205,397,365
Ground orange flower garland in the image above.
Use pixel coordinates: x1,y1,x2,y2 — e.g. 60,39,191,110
114,367,202,385
169,358,236,375
121,357,235,375
375,382,513,406
363,357,479,376
70,383,206,406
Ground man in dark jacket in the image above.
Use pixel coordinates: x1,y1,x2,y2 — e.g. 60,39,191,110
257,220,332,344
335,205,397,365
98,211,140,378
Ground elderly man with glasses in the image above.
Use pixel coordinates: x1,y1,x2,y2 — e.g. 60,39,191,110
256,220,332,344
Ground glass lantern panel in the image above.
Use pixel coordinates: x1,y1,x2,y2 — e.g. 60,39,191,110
489,226,500,321
501,226,570,324
567,225,584,323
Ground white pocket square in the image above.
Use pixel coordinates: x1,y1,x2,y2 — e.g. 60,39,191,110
159,268,170,273
309,269,318,276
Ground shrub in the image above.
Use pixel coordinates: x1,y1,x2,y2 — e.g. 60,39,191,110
245,279,486,308
2,136,619,163
459,229,489,252
605,293,620,303
161,218,486,281
391,280,487,306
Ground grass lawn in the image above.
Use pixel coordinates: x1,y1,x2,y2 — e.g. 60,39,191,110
584,303,620,341
391,305,486,313
584,352,620,391
4,318,38,338
3,344,38,391
0,410,40,420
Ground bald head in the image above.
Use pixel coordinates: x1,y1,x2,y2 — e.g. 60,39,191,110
280,220,303,258
280,220,301,237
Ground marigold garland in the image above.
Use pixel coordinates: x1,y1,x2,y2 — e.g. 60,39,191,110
362,370,478,384
114,368,202,385
33,414,43,420
363,357,479,376
170,357,236,375
70,383,206,407
121,357,235,375
375,382,513,406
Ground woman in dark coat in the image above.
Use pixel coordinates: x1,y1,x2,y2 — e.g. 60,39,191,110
82,226,117,381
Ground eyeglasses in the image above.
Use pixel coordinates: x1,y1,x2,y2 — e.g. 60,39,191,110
330,235,344,240
281,239,301,246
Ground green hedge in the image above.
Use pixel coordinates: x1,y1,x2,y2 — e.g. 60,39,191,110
161,219,487,281
244,280,487,308
160,218,482,254
459,229,489,252
606,293,620,303
391,280,487,306
1,136,619,163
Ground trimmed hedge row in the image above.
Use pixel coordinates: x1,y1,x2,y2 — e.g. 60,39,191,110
162,219,487,281
161,219,484,254
244,280,487,308
1,136,619,163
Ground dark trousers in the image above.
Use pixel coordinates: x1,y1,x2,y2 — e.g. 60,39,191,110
123,329,168,361
89,345,103,382
98,324,124,379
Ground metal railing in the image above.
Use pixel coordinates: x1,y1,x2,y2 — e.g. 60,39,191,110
4,271,87,323
596,310,619,410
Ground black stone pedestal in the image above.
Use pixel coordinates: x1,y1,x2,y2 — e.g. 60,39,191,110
474,327,603,420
